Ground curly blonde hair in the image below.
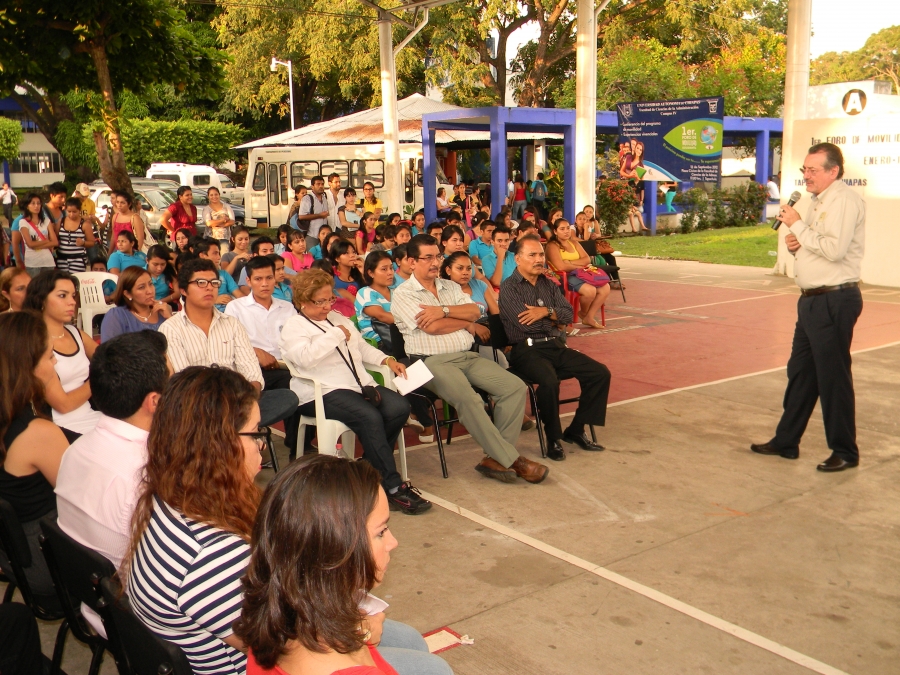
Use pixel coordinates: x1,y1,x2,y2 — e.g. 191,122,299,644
290,268,334,311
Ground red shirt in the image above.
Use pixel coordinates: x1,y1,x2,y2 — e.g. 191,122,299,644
247,646,400,675
166,202,198,236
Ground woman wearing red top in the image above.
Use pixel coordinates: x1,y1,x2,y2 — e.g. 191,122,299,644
509,173,527,222
236,456,451,675
160,186,198,239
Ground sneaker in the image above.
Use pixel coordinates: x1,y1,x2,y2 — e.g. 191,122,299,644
387,482,432,515
418,426,435,443
405,416,425,431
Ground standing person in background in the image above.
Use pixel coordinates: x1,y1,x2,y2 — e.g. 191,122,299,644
325,172,343,232
17,193,58,277
44,182,67,228
297,175,330,250
159,186,198,239
1,182,17,225
74,183,97,223
530,173,548,219
203,186,235,251
338,187,361,236
287,184,308,224
107,191,146,255
510,174,528,222
0,267,30,312
752,143,866,473
53,198,95,273
362,181,384,220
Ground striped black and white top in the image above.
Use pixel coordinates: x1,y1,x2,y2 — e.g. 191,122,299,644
127,495,250,675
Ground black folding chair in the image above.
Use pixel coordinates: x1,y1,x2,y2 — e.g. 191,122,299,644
97,577,192,675
580,238,626,302
488,314,596,459
39,520,120,675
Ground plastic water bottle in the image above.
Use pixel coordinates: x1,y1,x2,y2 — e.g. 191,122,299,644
335,442,343,457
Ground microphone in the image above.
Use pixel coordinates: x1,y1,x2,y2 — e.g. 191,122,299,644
773,191,803,230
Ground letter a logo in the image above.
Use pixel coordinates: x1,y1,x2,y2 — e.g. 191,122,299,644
842,89,867,115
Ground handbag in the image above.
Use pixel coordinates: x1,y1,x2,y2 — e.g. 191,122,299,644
574,266,610,288
302,313,382,407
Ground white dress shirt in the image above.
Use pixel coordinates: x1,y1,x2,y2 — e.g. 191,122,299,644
55,415,148,568
391,275,475,356
789,179,865,290
159,309,264,386
224,293,296,358
325,188,342,230
279,311,386,406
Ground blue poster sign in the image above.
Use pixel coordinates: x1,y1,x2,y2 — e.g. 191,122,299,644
616,97,724,182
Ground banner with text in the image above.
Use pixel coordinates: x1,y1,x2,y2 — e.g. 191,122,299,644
616,97,724,182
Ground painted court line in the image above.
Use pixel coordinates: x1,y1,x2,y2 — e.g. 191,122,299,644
421,490,850,675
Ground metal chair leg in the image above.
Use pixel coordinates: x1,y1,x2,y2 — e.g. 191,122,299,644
49,619,70,675
428,400,448,478
528,386,547,458
261,427,279,472
2,579,16,603
87,643,106,675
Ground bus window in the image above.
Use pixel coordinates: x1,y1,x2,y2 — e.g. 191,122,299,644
290,161,318,187
417,159,424,187
192,174,212,186
320,160,349,187
279,163,289,204
252,163,266,191
350,160,384,188
267,164,279,206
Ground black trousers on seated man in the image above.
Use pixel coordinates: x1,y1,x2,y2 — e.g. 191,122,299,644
508,338,610,443
261,369,301,453
769,287,863,462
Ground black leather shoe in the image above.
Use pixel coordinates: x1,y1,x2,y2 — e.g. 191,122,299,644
563,431,605,451
816,453,859,472
547,441,566,461
750,442,799,460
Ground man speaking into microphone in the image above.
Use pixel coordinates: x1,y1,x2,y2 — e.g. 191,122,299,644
751,143,866,472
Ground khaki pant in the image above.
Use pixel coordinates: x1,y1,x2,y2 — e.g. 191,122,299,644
423,352,526,468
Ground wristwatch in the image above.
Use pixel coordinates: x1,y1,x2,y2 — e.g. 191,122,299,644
546,306,553,319
442,306,450,317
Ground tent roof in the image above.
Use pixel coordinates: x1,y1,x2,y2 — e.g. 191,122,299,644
235,94,562,149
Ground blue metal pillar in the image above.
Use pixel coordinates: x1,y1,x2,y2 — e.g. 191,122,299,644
755,130,770,222
490,111,508,218
646,180,658,234
422,123,437,224
563,123,576,221
520,149,528,182
2,160,9,186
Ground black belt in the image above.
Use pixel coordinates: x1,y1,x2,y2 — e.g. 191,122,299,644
511,336,561,347
800,282,858,297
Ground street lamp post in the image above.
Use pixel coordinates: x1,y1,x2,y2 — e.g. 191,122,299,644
270,57,295,130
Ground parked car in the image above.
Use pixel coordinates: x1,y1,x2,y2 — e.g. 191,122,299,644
217,174,244,205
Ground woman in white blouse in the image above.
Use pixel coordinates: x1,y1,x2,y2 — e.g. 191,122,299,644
279,269,431,516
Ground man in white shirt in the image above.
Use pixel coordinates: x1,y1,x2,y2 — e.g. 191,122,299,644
325,172,343,231
752,143,865,472
392,234,549,485
766,175,780,202
0,182,16,225
160,257,299,443
56,331,170,567
298,175,330,250
226,256,301,457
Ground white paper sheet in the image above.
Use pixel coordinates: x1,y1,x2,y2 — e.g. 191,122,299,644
358,593,390,616
393,359,434,396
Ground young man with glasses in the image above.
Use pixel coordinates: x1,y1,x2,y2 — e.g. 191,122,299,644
160,258,299,443
752,142,866,473
392,235,549,484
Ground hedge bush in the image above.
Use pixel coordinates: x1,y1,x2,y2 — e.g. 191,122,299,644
0,118,24,163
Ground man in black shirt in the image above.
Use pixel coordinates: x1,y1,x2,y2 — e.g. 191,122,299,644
499,235,611,461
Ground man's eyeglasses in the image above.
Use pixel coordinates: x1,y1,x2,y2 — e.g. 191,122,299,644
799,166,823,176
310,295,339,307
416,254,445,263
188,278,223,289
239,430,268,452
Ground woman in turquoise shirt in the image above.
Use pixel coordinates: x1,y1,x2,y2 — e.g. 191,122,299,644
107,230,147,275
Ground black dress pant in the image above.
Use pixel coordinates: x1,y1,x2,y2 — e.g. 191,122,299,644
771,287,863,461
262,368,300,452
508,339,611,443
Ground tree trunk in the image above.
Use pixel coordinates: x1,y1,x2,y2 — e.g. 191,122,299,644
87,40,132,193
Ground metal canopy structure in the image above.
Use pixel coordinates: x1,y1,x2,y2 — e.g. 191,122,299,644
421,107,783,231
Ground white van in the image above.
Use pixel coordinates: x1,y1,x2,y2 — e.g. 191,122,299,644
146,163,223,192
243,144,451,228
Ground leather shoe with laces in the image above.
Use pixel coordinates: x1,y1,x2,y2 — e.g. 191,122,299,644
816,453,858,472
475,457,518,483
750,442,799,460
562,431,605,451
511,456,549,484
547,441,566,462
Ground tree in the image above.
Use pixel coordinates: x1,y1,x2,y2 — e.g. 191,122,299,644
0,118,23,163
0,0,225,191
812,26,900,93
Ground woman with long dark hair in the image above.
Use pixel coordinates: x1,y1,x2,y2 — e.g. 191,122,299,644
127,367,264,675
545,219,609,329
17,193,58,277
100,267,173,342
109,190,145,254
0,267,30,313
330,239,364,318
53,197,96,273
356,211,378,255
0,311,70,596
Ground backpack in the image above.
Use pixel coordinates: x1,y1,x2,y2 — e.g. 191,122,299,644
532,181,547,201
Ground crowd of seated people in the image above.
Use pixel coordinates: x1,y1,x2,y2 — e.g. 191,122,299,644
0,184,623,672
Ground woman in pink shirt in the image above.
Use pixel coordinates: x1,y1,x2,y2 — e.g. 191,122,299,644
281,231,313,272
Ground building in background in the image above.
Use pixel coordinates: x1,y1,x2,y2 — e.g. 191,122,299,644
0,97,66,189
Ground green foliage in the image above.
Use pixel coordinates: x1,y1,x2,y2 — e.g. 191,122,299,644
677,188,711,233
0,118,23,163
811,25,900,93
595,179,637,235
677,182,768,232
726,181,768,227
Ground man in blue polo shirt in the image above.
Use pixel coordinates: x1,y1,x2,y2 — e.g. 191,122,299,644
482,224,516,288
467,219,495,266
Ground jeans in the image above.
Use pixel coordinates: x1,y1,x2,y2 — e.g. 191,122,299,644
511,199,527,222
258,389,300,432
298,386,409,491
380,620,453,675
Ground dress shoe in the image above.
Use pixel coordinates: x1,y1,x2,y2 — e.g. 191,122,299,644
750,442,798,460
546,441,566,462
521,416,536,431
511,456,550,484
562,431,605,451
816,453,858,472
475,456,517,483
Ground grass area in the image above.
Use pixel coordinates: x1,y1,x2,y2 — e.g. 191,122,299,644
609,223,779,268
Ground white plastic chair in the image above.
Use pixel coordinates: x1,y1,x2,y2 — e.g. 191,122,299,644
72,272,117,331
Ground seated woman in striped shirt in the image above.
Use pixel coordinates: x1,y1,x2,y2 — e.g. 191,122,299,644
236,455,452,675
126,366,264,675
